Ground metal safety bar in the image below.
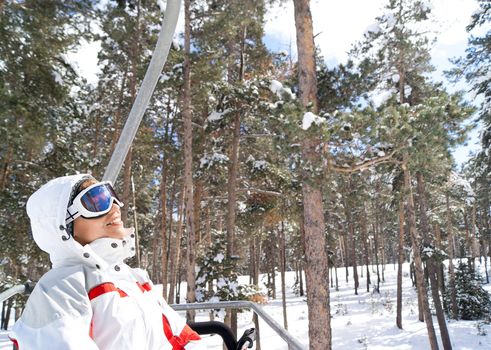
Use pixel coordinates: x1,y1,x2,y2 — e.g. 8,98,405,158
171,301,306,350
0,285,28,304
0,283,36,304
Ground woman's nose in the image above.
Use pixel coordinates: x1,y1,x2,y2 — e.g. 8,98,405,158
110,203,121,213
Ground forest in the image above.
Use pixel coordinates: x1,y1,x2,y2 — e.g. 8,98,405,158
1,0,491,349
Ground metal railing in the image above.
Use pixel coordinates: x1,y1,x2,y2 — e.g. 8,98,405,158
171,300,306,350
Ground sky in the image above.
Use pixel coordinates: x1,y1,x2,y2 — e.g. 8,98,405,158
70,0,483,167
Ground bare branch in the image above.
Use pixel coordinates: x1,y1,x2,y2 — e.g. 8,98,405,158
238,187,283,197
327,150,397,174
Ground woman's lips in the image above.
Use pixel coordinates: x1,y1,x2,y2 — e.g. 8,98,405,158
106,219,123,226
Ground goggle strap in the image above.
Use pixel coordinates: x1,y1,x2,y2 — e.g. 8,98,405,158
65,205,80,225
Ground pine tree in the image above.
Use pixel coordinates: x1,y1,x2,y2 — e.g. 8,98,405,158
350,1,474,348
445,262,491,320
449,0,491,280
0,0,95,287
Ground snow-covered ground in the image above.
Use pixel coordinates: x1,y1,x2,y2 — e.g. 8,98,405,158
2,261,491,349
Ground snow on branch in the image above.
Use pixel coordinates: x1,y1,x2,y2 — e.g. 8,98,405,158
269,80,295,100
207,108,232,122
302,112,325,130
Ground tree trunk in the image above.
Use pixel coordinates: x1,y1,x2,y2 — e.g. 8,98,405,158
159,151,169,296
483,196,491,283
403,156,439,350
361,205,371,292
471,203,479,260
226,111,240,259
0,144,12,191
92,112,100,159
299,261,305,296
380,229,386,283
225,22,247,260
294,0,331,347
254,234,261,285
338,234,346,279
344,178,360,295
165,173,177,298
168,183,185,304
416,172,452,349
350,226,359,294
434,224,447,308
121,1,141,224
253,233,262,350
109,72,128,156
183,0,196,323
463,207,472,258
271,243,277,299
334,263,339,292
375,180,386,284
280,222,289,331
249,237,255,285
130,176,140,266
396,199,405,329
446,192,458,319
121,148,132,225
193,179,203,242
151,209,160,283
371,220,381,294
302,183,331,349
343,233,349,283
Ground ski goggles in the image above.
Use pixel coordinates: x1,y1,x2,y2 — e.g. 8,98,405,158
65,181,124,224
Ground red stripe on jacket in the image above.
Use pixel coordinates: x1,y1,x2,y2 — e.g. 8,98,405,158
9,337,19,349
88,282,127,300
89,281,200,349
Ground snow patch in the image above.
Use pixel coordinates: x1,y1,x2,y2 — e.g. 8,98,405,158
253,160,267,171
207,109,231,122
157,0,166,13
160,73,171,82
269,80,295,100
200,153,229,169
365,22,381,35
302,112,325,130
172,38,180,51
52,71,63,84
213,253,225,263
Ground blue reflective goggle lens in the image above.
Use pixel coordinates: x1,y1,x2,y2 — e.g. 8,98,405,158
80,183,121,213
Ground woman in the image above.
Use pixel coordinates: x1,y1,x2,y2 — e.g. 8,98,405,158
9,174,203,349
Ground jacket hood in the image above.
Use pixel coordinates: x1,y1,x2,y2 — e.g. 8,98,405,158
26,174,134,269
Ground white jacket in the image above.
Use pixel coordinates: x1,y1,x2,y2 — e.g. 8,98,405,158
9,174,203,350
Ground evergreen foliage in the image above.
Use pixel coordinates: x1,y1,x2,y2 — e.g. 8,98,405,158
445,262,491,320
0,0,95,284
195,230,262,304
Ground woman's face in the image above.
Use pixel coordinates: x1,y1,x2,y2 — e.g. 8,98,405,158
72,183,127,245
